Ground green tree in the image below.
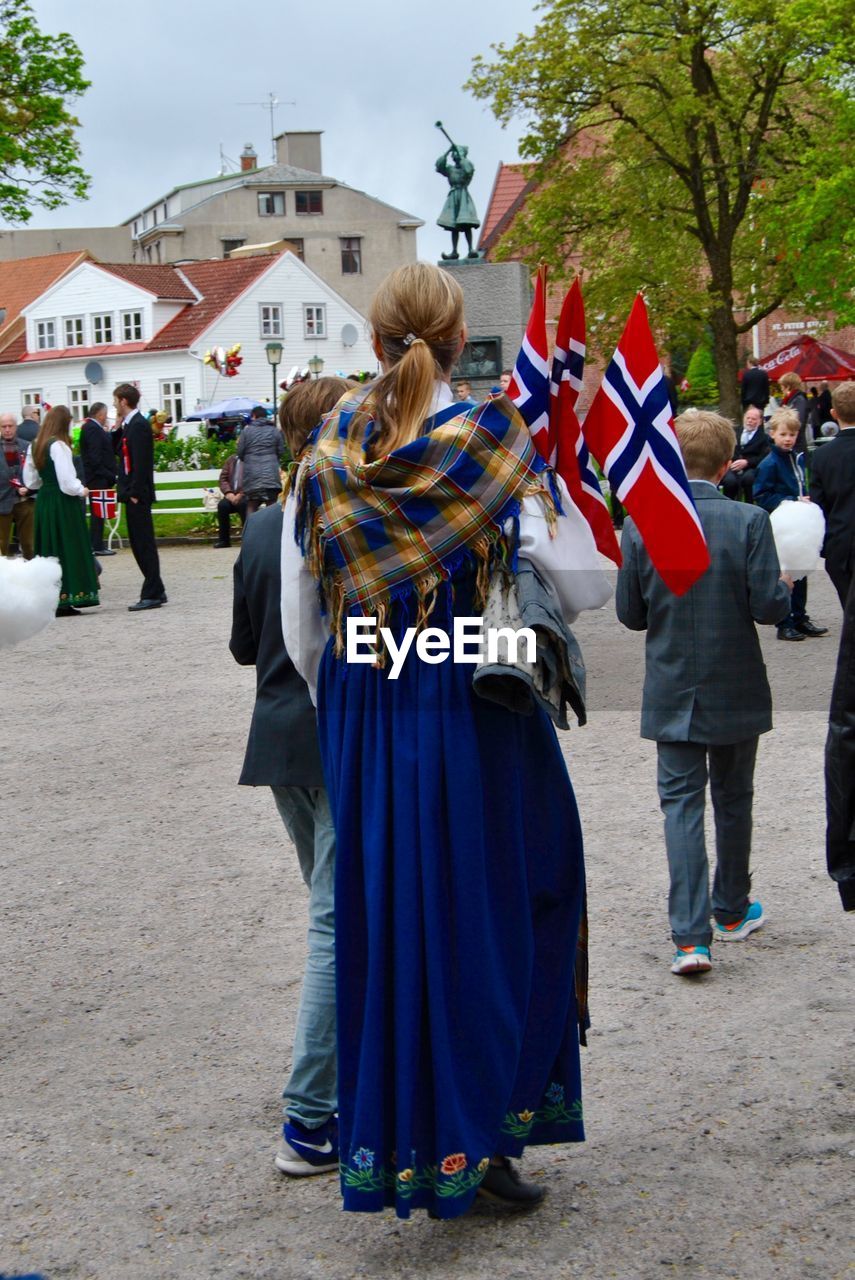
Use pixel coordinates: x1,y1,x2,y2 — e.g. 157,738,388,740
468,0,855,419
684,336,719,405
0,0,90,224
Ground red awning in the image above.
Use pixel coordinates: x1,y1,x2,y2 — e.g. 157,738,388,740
759,335,855,382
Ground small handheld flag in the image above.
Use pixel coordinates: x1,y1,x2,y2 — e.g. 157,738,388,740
582,294,709,595
507,265,550,450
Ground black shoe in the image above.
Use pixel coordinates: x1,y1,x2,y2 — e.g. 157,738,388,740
476,1157,545,1211
212,541,231,549
56,605,82,617
95,548,117,557
795,619,828,637
159,593,168,604
128,599,162,612
777,626,805,641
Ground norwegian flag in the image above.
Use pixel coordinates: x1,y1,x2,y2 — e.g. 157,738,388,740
583,293,709,595
507,265,550,450
550,281,621,565
89,489,117,519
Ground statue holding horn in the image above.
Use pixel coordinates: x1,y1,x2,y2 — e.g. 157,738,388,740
435,121,480,260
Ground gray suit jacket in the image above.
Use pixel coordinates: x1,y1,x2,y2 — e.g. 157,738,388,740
615,481,790,744
230,503,325,787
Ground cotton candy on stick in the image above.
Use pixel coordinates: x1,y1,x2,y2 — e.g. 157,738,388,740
769,500,826,577
0,555,62,647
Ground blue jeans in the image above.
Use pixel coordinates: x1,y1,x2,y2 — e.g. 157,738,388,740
656,738,758,947
271,785,337,1128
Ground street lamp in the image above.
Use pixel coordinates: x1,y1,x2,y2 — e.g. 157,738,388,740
308,354,324,380
265,341,283,410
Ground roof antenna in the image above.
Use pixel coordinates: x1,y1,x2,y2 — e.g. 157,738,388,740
237,91,296,164
219,143,238,175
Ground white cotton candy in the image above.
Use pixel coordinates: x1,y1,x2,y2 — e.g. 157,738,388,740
769,500,826,577
0,555,62,647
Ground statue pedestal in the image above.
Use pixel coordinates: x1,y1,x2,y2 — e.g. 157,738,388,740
439,259,532,390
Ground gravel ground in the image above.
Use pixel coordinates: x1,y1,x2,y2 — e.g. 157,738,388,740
1,545,852,1280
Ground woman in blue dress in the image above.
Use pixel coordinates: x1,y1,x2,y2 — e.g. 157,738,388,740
281,264,610,1219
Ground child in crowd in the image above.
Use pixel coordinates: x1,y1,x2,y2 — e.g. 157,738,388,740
752,409,828,642
616,410,790,975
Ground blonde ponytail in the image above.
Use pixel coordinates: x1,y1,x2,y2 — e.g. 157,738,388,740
349,265,465,461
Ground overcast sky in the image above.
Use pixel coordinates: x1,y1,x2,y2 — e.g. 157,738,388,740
20,0,537,264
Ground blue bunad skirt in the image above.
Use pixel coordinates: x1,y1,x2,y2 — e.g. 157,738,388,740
317,582,586,1219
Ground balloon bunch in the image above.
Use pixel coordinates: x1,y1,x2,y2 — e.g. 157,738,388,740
204,343,243,378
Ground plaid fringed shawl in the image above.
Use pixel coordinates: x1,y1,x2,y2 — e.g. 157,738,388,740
294,391,553,641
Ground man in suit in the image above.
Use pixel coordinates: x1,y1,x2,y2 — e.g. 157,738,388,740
230,499,339,1178
809,380,855,608
741,355,770,412
720,405,771,501
79,402,118,556
0,411,35,558
113,383,166,611
16,405,40,444
616,409,790,976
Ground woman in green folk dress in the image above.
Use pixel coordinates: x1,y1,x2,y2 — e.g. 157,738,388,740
23,405,99,617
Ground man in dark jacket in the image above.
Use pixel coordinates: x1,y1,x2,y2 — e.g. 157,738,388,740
809,380,855,608
79,402,118,556
213,452,247,548
114,382,166,610
825,571,855,911
16,405,39,443
0,411,35,558
740,356,770,412
721,405,770,501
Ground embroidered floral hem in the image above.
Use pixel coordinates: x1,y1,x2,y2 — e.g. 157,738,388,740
341,1147,492,1218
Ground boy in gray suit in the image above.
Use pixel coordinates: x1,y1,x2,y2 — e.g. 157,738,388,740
616,410,791,975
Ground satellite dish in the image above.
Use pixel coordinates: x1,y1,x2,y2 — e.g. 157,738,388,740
341,323,358,348
84,360,104,385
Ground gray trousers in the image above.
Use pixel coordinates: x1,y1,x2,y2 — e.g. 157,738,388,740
656,738,758,947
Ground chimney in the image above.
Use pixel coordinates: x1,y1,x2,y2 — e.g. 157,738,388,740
274,131,323,174
240,143,258,172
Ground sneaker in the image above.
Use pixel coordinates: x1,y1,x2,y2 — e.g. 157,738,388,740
670,945,712,975
713,900,765,942
274,1115,338,1176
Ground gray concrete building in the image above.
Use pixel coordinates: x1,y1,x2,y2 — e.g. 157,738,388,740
0,132,423,316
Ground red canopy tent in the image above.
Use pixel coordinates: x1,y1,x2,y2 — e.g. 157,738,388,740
758,335,855,383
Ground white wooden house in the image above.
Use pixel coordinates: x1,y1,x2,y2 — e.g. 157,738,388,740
0,250,376,420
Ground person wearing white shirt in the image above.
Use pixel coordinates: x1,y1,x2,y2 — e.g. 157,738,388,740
23,405,99,616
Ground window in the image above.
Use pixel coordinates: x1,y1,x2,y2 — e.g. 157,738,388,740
295,190,323,215
340,237,362,275
21,389,42,411
64,316,85,347
303,304,326,339
92,313,113,345
160,380,184,421
121,310,143,341
222,238,246,257
68,386,90,420
35,319,56,350
257,191,286,216
259,303,283,338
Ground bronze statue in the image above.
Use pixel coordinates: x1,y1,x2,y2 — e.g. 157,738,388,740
435,121,480,260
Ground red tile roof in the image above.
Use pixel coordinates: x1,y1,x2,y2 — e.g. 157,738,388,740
145,255,275,350
95,262,197,300
478,163,533,252
0,251,89,352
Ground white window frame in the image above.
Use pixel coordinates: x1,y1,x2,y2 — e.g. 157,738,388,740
68,386,90,420
160,379,184,421
340,236,362,275
35,319,57,351
303,304,326,339
63,315,85,347
259,303,283,338
92,313,113,345
257,191,286,217
21,389,42,411
121,309,144,341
